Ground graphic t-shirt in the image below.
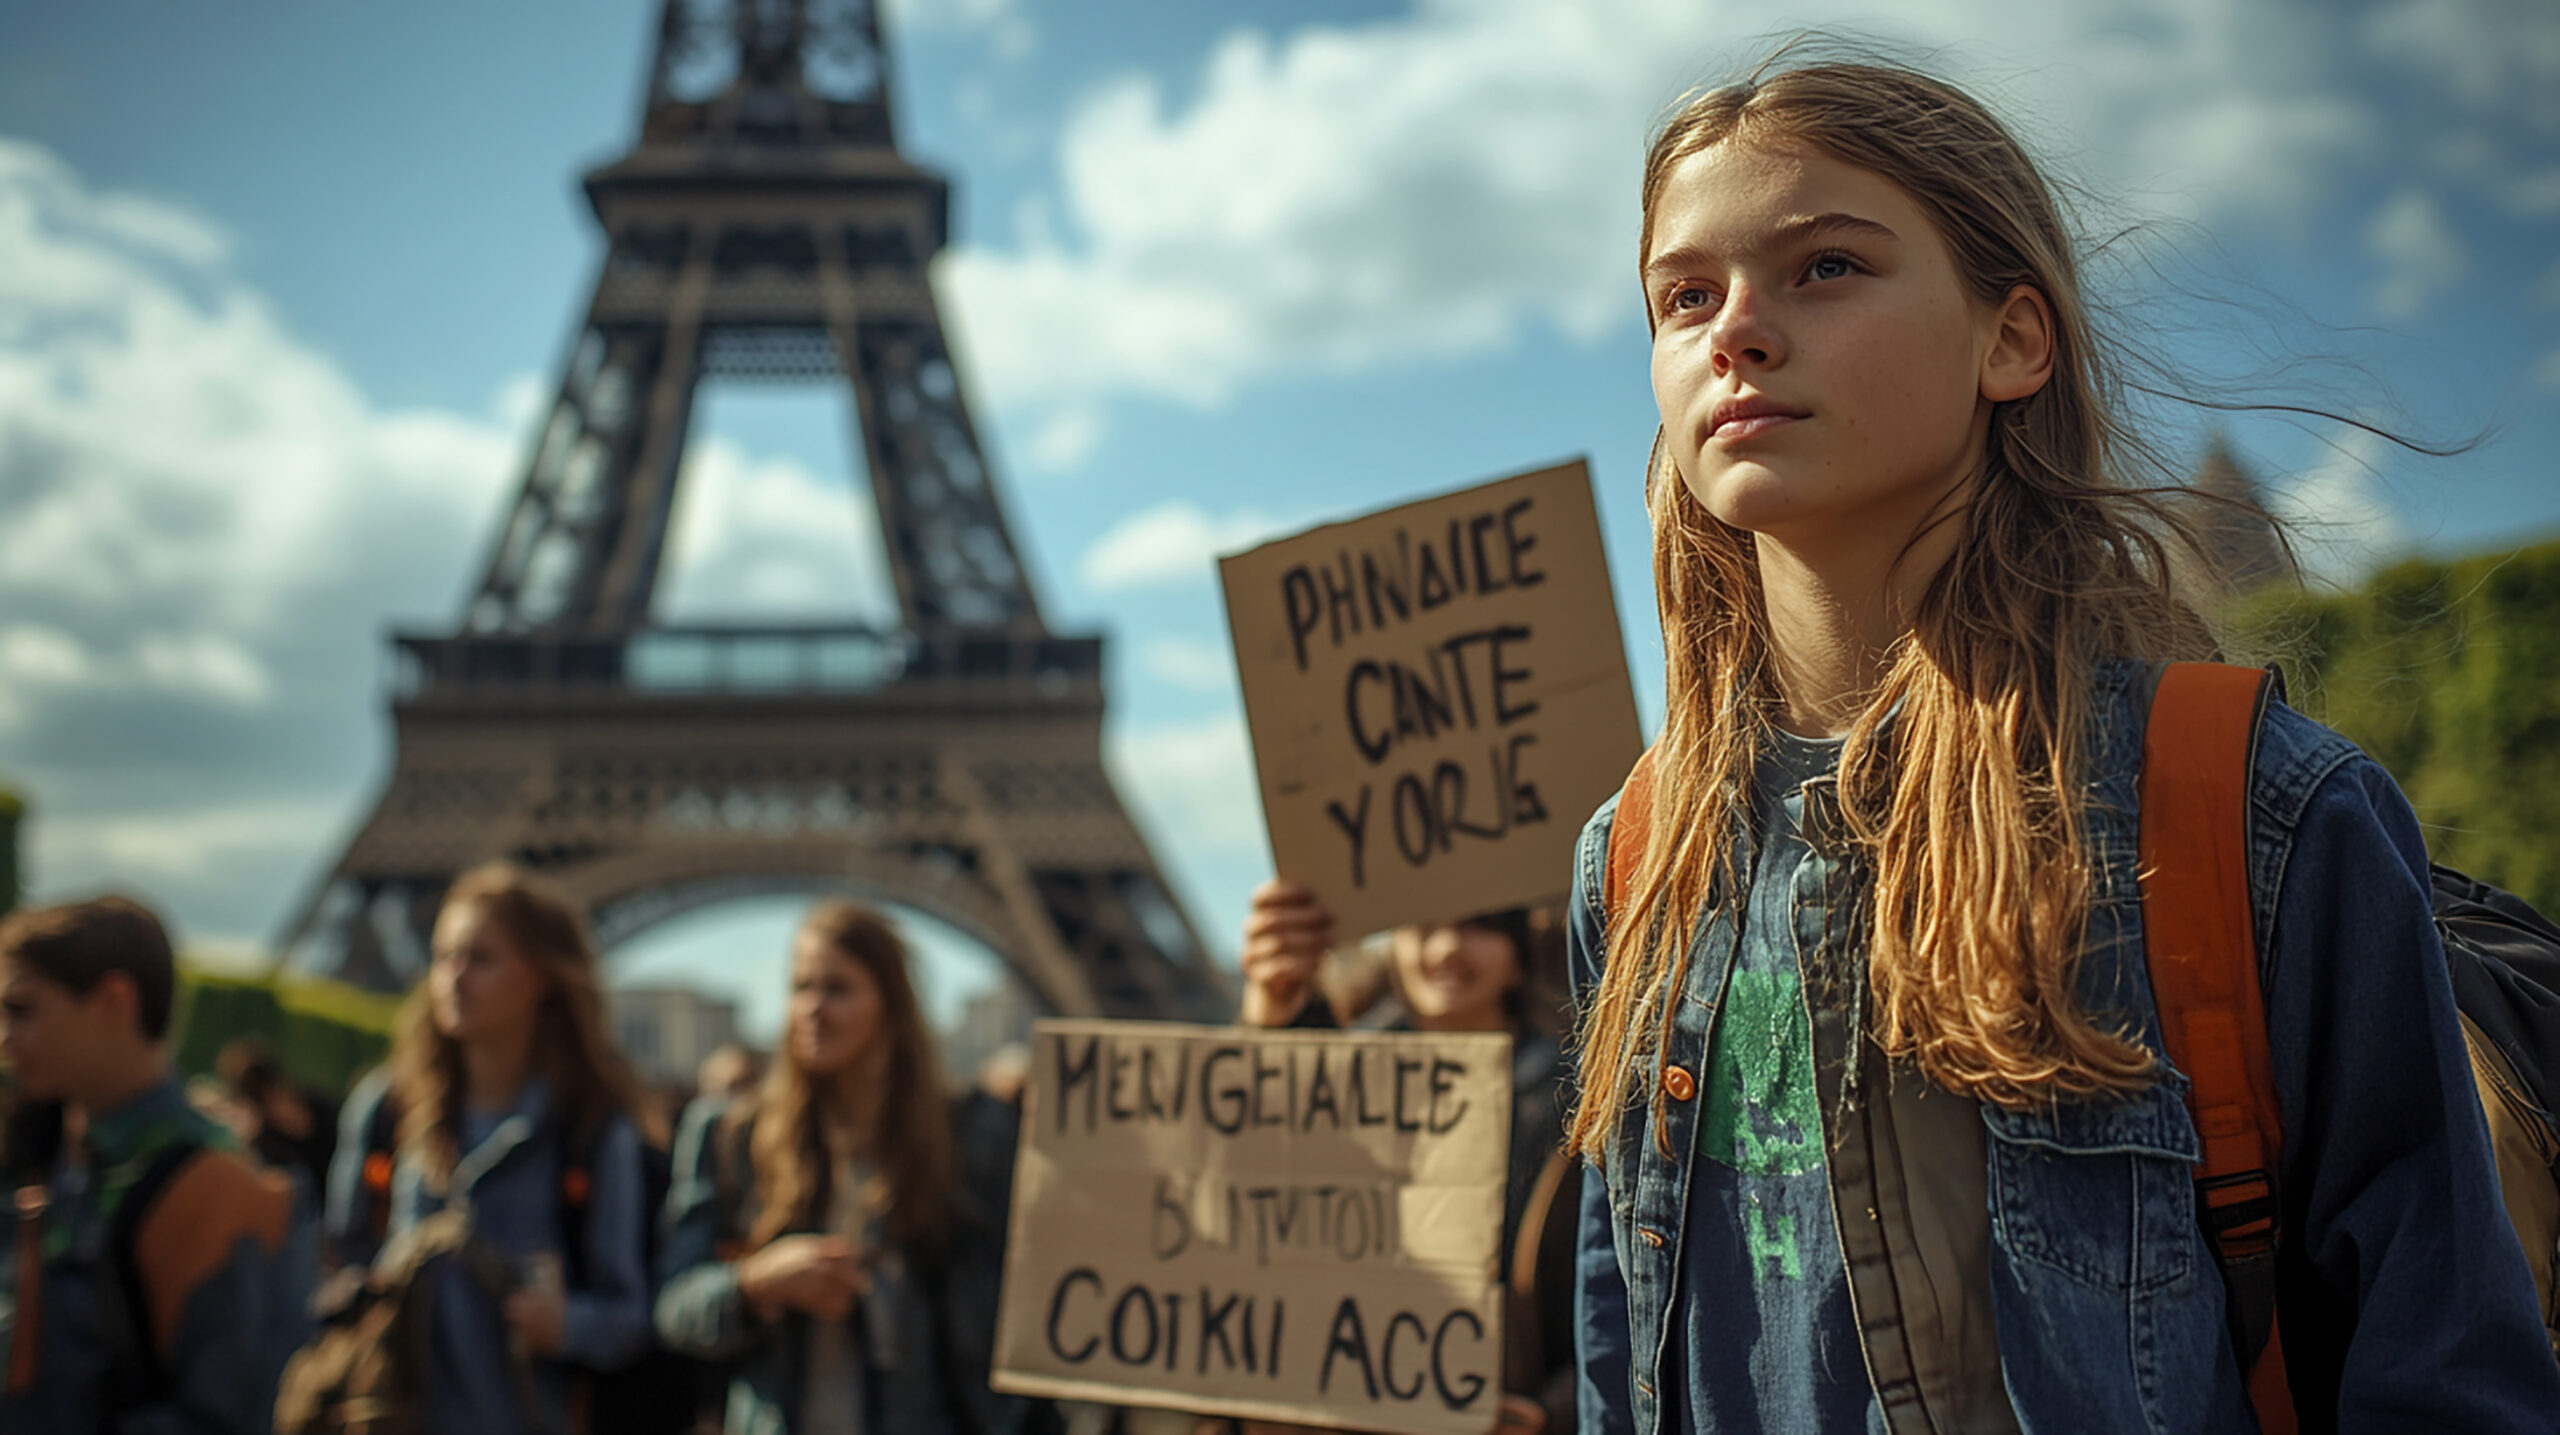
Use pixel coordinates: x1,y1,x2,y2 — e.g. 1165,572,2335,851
1664,727,1877,1433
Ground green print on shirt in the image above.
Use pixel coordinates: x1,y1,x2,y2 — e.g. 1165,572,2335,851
1743,1206,1804,1281
1701,967,1824,1283
1700,967,1824,1176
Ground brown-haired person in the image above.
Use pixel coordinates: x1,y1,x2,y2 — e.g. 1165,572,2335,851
655,900,1031,1434
1238,882,1573,1435
0,896,309,1433
322,863,661,1434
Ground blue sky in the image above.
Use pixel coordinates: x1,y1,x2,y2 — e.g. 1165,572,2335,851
1,0,2554,1036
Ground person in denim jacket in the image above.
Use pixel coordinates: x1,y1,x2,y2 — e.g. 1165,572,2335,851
0,896,311,1435
654,900,1022,1435
1565,51,2560,1435
324,862,659,1435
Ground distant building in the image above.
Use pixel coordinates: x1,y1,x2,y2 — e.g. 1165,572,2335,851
2184,433,2295,599
942,979,1038,1088
611,986,743,1089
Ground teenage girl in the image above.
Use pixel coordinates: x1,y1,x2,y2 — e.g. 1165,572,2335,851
1566,55,2560,1434
655,900,1022,1434
326,863,659,1434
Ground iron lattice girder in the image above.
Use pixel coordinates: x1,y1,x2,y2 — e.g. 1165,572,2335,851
276,0,1227,1022
281,633,1226,1020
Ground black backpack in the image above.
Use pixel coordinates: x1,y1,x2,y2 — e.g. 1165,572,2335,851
2433,865,2560,1348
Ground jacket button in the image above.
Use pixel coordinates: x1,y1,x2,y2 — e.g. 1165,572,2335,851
1661,1065,1697,1102
1639,1227,1664,1249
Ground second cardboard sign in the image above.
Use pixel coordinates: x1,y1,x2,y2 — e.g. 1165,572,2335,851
1219,458,1642,939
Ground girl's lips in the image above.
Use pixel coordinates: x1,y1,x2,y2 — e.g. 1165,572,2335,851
1711,412,1801,442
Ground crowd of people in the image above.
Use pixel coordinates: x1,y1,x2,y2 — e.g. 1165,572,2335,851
7,43,2560,1435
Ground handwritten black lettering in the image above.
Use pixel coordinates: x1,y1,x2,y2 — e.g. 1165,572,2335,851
1382,1312,1430,1401
1151,1176,1191,1259
1201,1046,1248,1134
1045,1269,1102,1364
1427,1057,1471,1135
1109,1285,1160,1367
1319,1298,1379,1401
1325,787,1372,889
1055,1035,1100,1136
1282,566,1321,672
1432,1308,1488,1410
1500,496,1544,588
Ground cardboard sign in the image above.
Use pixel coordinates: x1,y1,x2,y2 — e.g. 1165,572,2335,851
1220,459,1642,937
992,1019,1513,1435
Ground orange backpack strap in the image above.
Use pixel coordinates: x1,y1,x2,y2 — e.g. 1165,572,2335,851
2139,661,2295,1433
1604,744,1661,920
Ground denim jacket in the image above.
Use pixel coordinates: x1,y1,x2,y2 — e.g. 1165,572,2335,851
324,1073,654,1435
1570,661,2560,1434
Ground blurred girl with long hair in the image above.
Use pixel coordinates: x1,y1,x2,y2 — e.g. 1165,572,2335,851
324,862,659,1434
655,899,1019,1434
1565,49,2560,1434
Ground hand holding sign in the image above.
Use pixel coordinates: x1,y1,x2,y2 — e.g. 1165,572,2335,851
1220,460,1641,939
1239,881,1336,1028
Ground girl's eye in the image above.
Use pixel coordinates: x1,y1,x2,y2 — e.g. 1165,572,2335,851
1806,250,1858,282
1665,284,1713,316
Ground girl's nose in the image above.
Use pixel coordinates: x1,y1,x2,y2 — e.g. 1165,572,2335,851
1709,282,1781,374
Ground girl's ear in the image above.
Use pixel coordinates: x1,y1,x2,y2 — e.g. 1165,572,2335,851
1980,282,2056,403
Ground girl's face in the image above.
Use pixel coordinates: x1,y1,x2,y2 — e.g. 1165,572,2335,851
1391,922,1522,1032
1646,140,2013,550
787,932,885,1078
427,900,550,1050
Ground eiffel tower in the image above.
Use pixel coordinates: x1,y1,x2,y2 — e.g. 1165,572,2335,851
276,0,1229,1022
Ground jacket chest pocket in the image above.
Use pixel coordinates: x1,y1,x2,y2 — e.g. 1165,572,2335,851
1983,1084,2201,1293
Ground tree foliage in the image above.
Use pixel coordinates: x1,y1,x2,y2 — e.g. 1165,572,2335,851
2227,538,2560,913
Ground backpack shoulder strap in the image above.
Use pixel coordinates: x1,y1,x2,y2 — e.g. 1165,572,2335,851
359,1082,400,1253
8,1183,49,1395
554,1114,600,1292
103,1135,208,1401
2139,660,2294,1434
1603,743,1661,920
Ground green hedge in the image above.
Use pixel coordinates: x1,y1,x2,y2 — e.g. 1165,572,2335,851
172,966,403,1100
2228,537,2560,913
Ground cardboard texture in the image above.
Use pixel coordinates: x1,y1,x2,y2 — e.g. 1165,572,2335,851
993,1019,1514,1435
1219,459,1642,938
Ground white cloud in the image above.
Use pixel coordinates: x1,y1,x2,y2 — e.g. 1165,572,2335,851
0,624,97,690
1105,710,1266,856
2536,263,2560,309
941,0,2382,436
2360,0,2560,133
1079,501,1287,592
882,0,1032,61
1141,636,1238,694
40,797,350,891
2364,187,2469,317
1021,407,1103,473
2534,347,2560,392
657,438,897,621
0,141,889,942
2266,427,2404,585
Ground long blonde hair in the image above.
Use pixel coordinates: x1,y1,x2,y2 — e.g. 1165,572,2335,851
1571,55,2242,1159
739,900,954,1250
389,863,658,1178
